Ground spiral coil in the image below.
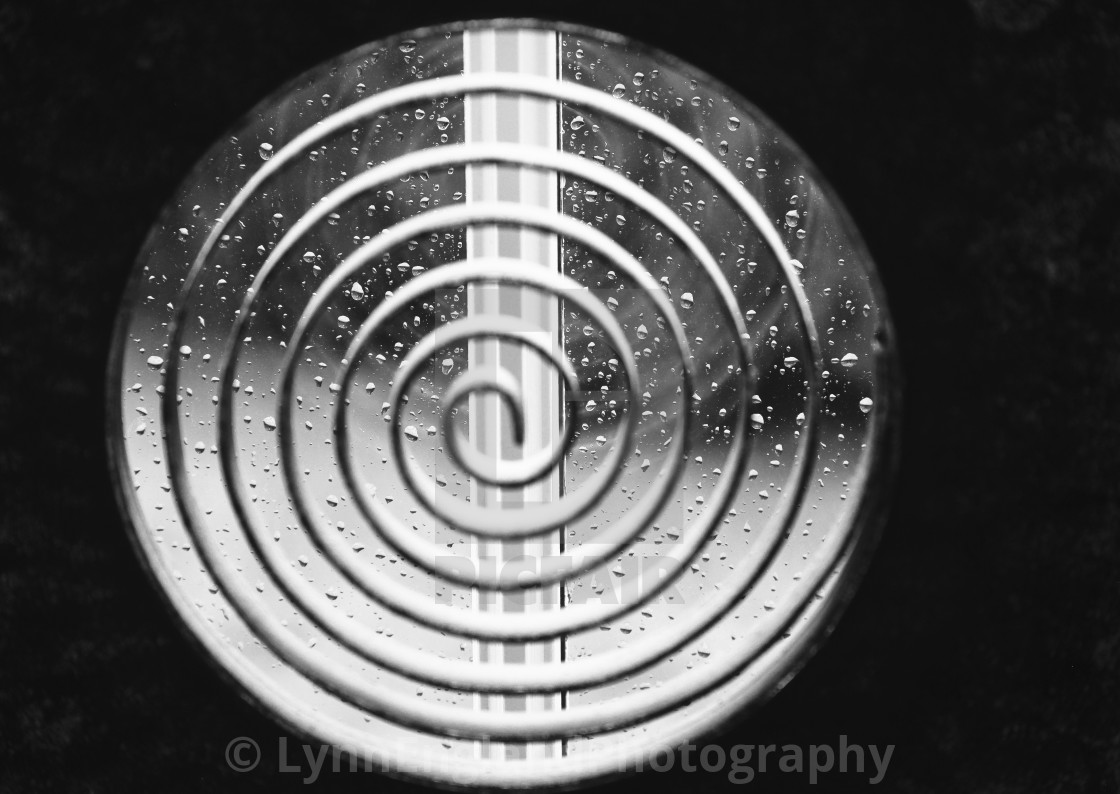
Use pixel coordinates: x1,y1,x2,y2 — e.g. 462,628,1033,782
112,24,893,788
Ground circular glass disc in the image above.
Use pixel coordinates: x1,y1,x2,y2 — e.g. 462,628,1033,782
108,20,898,790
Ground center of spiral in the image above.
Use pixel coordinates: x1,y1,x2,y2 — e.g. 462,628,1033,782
443,358,568,488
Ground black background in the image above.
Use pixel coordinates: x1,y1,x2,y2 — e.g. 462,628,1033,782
2,0,1119,791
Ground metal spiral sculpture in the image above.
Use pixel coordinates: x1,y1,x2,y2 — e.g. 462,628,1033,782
110,23,894,789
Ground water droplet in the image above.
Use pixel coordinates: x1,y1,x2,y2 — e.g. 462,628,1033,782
570,116,585,131
258,142,274,160
785,209,800,227
404,425,419,441
350,282,365,300
436,116,451,131
727,116,741,131
632,71,645,86
441,358,454,375
636,324,648,340
146,356,164,368
398,40,417,53
612,83,626,98
679,292,694,309
859,397,874,414
606,296,619,311
841,353,859,367
263,416,277,430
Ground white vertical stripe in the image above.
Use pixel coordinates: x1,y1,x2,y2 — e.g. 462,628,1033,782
464,27,563,762
515,28,563,761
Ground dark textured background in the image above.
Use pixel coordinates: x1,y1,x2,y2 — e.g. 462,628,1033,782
1,0,1118,791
